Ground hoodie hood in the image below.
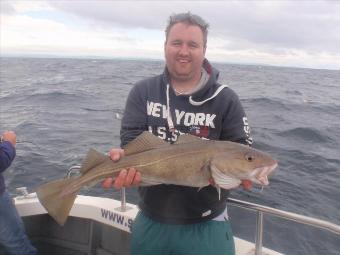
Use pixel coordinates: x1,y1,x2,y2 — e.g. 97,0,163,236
163,59,220,96
163,58,228,130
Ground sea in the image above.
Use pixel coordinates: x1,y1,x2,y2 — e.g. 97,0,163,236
0,57,339,255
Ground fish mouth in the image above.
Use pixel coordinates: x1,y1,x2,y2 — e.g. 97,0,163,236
251,162,278,186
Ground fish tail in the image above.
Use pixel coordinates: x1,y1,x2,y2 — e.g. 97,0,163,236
36,178,80,226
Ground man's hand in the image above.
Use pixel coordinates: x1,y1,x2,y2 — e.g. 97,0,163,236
240,180,252,191
101,148,141,189
2,131,16,147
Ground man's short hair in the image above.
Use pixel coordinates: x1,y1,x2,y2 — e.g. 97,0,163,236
165,12,209,47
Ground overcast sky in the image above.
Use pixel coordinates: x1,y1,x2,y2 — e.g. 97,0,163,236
1,0,340,70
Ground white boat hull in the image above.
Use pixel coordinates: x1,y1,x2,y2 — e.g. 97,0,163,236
13,194,282,255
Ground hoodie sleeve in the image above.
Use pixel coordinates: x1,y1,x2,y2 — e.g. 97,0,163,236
120,82,148,147
0,141,16,173
220,90,253,146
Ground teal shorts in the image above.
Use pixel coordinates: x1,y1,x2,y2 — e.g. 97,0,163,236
131,212,235,255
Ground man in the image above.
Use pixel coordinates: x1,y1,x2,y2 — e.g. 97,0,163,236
103,12,252,255
0,131,37,255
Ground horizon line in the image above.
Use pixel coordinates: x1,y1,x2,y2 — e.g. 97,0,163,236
1,54,339,72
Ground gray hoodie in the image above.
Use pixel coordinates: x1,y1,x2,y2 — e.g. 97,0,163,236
120,59,252,224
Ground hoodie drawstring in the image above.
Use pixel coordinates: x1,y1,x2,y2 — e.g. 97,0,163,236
166,84,175,131
166,84,229,131
189,85,229,106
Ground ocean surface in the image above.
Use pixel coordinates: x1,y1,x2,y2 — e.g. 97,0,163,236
0,57,339,254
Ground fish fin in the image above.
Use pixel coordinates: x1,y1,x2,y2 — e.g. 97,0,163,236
139,182,162,186
123,131,167,155
80,148,107,174
175,134,203,144
139,177,162,186
83,179,98,188
36,178,79,226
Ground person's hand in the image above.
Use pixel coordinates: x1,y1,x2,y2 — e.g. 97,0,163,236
101,148,141,189
239,180,252,191
2,131,16,147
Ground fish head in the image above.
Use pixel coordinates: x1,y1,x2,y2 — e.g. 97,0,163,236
210,143,278,189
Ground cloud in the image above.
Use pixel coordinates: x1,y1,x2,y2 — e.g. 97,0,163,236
44,1,340,59
0,1,16,15
2,0,54,13
1,13,144,57
1,1,340,69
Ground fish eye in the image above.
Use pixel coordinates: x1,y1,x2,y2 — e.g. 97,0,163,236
245,154,254,162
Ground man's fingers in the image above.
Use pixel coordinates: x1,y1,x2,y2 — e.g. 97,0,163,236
132,171,142,186
102,177,114,189
241,180,253,191
124,168,137,186
103,167,141,190
109,148,124,162
113,169,128,189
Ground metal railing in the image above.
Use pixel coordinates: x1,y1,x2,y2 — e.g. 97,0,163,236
66,166,133,212
226,198,340,255
114,191,340,255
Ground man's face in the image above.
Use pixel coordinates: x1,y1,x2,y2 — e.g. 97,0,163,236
164,22,206,83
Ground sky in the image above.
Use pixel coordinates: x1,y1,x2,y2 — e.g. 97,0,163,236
1,0,340,70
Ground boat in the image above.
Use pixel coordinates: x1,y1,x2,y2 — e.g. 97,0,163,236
8,166,340,255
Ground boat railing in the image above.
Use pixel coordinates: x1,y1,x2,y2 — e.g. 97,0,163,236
226,197,340,255
65,167,340,255
117,188,340,255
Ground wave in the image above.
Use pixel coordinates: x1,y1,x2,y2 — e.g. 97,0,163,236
243,97,294,111
1,91,87,104
277,127,330,144
81,107,112,112
244,96,340,115
24,91,82,100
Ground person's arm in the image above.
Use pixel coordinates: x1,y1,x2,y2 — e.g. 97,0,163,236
0,131,17,172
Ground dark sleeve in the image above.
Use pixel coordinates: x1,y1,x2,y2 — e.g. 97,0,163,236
220,90,253,146
0,141,16,173
120,83,148,147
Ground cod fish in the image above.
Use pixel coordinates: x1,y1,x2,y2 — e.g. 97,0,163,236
36,131,278,225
